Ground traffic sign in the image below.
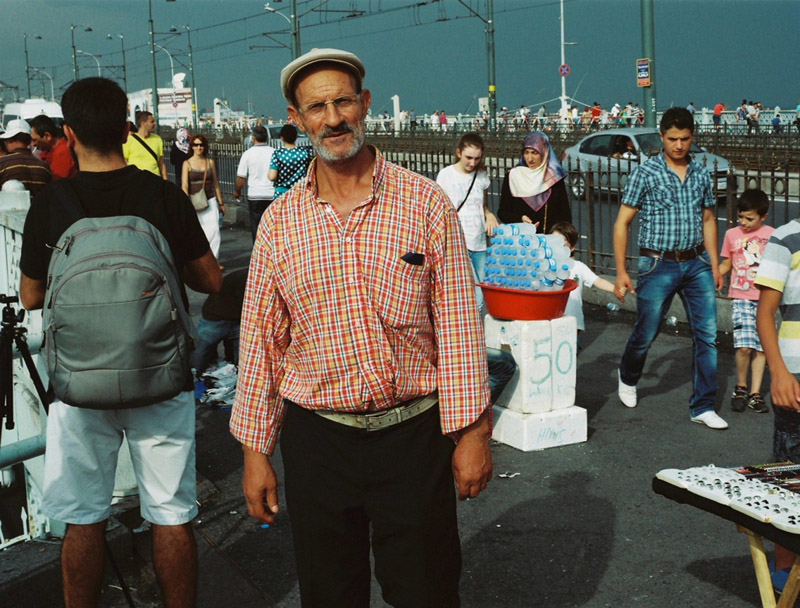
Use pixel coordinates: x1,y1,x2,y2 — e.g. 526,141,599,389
559,64,570,77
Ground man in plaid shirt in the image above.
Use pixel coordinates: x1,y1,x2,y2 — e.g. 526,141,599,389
230,48,492,606
612,107,727,430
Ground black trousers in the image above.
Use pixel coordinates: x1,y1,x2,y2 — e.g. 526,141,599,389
280,401,461,608
247,197,272,242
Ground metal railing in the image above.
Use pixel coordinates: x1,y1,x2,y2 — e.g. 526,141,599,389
171,134,800,280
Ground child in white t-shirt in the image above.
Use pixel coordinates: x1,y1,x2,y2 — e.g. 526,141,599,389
550,221,615,347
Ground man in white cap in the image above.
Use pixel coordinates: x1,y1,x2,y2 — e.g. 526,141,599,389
0,119,51,195
231,48,492,607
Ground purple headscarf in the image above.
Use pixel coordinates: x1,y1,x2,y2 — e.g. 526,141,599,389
508,131,567,212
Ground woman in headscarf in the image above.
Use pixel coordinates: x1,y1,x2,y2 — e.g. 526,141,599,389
169,127,191,186
497,131,571,234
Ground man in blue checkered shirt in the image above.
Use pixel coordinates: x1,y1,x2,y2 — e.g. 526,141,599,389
612,107,727,430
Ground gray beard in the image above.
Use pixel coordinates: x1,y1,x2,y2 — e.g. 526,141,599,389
311,122,365,164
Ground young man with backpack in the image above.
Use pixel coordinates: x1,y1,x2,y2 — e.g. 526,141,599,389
18,77,222,608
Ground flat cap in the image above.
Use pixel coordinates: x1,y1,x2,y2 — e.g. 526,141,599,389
280,48,365,103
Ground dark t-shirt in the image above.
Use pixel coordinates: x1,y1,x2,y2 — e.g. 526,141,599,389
20,166,210,311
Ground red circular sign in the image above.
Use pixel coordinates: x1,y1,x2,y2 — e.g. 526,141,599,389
559,64,570,76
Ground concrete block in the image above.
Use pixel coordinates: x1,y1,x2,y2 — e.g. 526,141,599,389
484,314,577,413
492,404,587,451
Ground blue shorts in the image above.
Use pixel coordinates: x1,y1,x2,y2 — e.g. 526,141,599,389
42,391,197,526
732,299,762,351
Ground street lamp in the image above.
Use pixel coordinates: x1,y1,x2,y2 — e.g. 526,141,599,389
559,0,578,118
70,24,93,82
76,50,102,77
172,25,198,127
24,33,42,98
154,44,175,82
265,1,300,59
31,67,54,101
455,0,497,130
107,34,127,92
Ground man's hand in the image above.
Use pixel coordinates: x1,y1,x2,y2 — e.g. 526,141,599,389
614,271,635,303
452,409,492,500
770,368,800,412
242,445,280,524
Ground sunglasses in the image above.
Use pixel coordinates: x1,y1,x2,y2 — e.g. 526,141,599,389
192,143,204,147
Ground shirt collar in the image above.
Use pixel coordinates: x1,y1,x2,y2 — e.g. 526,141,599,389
304,144,385,202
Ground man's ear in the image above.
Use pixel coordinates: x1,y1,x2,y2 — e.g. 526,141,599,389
121,121,130,144
63,124,77,147
287,105,306,134
360,89,372,118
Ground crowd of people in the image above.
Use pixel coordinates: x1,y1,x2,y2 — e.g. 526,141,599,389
6,44,800,606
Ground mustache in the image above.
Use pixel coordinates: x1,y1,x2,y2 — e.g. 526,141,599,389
320,122,356,138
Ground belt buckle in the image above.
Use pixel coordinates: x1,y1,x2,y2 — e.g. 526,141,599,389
364,408,399,432
674,248,692,263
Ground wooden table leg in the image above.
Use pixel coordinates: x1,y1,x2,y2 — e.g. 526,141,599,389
777,555,800,608
737,525,777,608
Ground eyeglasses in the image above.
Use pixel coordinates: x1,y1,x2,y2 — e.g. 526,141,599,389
298,94,361,119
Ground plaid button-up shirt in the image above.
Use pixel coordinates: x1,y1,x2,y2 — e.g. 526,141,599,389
621,152,714,252
230,148,490,455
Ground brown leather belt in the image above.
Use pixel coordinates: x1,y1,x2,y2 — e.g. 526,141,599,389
640,245,704,262
314,392,439,432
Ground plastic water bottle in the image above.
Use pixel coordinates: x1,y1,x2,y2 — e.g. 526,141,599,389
554,264,570,287
606,302,620,312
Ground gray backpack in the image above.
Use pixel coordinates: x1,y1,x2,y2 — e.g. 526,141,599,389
43,178,196,409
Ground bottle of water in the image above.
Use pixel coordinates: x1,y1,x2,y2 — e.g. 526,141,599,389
554,264,570,287
606,302,620,312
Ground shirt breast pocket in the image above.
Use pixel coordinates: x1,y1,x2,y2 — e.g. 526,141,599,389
375,257,429,329
649,184,676,211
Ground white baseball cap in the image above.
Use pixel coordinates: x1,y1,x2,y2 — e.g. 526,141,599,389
0,119,31,139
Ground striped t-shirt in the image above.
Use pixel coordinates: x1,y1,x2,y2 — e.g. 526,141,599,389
754,219,800,372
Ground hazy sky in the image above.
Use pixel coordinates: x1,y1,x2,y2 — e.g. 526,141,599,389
2,0,798,119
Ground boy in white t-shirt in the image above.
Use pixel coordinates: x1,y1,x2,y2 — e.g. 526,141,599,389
436,133,497,309
549,221,615,348
720,189,775,413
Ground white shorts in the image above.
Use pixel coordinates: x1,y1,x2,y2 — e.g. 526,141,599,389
42,391,197,526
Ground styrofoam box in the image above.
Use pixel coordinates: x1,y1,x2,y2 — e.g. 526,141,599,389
484,314,577,413
492,405,587,451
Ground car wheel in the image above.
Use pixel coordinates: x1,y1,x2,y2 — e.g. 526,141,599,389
569,173,586,198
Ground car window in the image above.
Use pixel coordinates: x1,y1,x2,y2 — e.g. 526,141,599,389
635,133,662,157
580,134,613,156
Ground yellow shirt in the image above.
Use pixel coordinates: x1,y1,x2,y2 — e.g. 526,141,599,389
122,133,163,175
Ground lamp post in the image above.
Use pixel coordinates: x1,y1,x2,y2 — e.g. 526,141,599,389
24,33,41,98
559,0,578,119
454,0,497,130
107,34,127,92
265,1,300,59
76,50,102,77
174,25,198,127
70,24,93,82
31,67,54,101
148,0,160,123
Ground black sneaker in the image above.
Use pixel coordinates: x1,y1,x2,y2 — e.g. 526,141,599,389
747,393,769,414
731,385,748,412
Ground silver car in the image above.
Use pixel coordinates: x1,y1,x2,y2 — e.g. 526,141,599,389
561,127,731,198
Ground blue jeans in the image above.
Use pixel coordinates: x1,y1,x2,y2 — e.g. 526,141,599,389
619,252,717,415
487,347,516,404
191,318,240,376
469,249,486,310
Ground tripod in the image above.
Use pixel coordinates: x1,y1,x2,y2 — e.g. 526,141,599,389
0,294,50,448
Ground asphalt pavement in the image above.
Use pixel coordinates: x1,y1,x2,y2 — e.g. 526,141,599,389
5,217,779,607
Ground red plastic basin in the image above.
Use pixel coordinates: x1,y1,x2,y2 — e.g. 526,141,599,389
480,279,578,321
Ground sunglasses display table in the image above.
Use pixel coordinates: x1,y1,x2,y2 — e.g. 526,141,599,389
653,464,800,608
